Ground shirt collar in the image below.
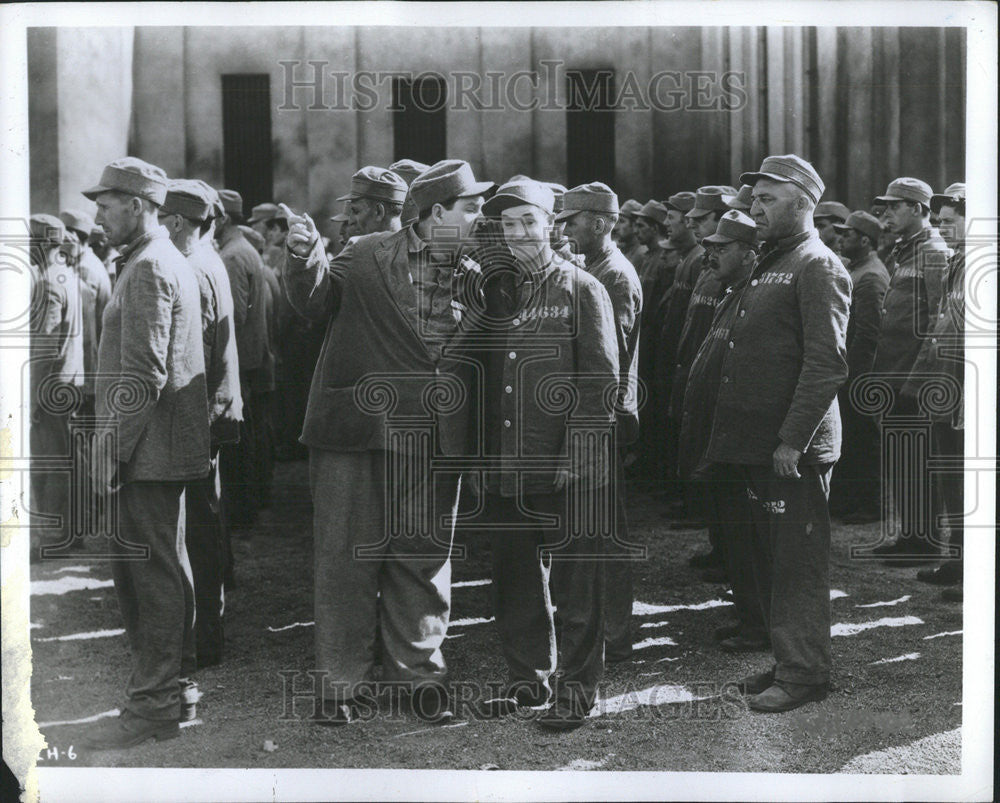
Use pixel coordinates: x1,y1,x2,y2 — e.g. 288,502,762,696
761,228,815,257
117,227,166,266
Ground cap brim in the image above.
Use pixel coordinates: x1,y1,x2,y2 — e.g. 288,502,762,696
832,223,851,233
82,184,112,200
335,193,355,202
554,209,582,222
329,214,348,222
929,194,962,213
457,180,497,200
482,191,550,217
685,208,712,218
703,233,736,244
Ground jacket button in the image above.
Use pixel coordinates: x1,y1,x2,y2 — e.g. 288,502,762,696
503,419,512,428
512,318,520,326
722,376,729,383
728,341,734,349
931,337,937,344
739,310,746,317
508,351,516,359
750,279,758,286
504,385,512,394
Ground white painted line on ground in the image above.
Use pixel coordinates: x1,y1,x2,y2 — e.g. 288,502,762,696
394,721,468,739
30,623,43,630
31,577,114,596
830,589,849,600
838,728,961,774
923,630,962,640
632,599,731,616
557,757,608,771
831,616,924,637
452,579,491,588
53,565,94,574
38,708,120,728
656,656,680,663
450,616,495,627
35,628,125,643
871,652,920,665
267,621,314,632
445,633,466,640
632,636,678,650
591,684,706,717
639,620,670,629
856,595,911,608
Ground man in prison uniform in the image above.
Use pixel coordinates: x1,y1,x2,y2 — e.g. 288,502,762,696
812,201,851,256
81,158,210,749
28,214,84,560
613,198,647,270
283,161,494,725
707,154,850,713
869,178,951,562
215,190,270,530
827,211,890,523
159,179,243,668
678,210,767,651
904,183,966,590
558,182,642,665
462,179,618,732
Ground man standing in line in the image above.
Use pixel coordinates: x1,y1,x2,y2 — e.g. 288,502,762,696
81,158,210,748
903,183,966,591
812,201,851,256
869,178,951,562
679,210,766,652
465,179,619,731
559,182,643,664
283,160,493,725
613,199,647,269
159,179,243,668
215,190,270,529
28,214,84,560
707,154,851,713
828,211,890,523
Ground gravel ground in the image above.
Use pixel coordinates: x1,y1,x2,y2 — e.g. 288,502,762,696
30,460,964,774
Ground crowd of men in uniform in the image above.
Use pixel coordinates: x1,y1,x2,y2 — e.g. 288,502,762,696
27,148,966,749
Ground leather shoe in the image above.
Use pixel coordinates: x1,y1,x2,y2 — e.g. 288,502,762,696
81,710,179,750
538,698,590,733
916,561,962,585
407,682,454,725
734,668,775,696
719,633,771,653
713,623,742,641
748,682,828,713
689,550,724,569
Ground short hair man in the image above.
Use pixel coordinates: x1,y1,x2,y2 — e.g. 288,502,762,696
812,201,851,255
283,160,494,725
828,211,890,523
902,183,966,590
159,179,244,668
869,177,951,562
678,210,766,650
613,199,647,269
465,179,619,732
80,158,210,749
558,182,643,665
337,166,408,236
215,189,272,528
709,154,851,713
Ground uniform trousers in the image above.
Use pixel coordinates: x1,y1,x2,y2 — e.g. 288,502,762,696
740,464,833,687
931,422,964,555
184,454,227,665
310,448,458,701
603,449,635,659
486,489,605,709
702,467,766,638
30,409,72,554
111,481,196,720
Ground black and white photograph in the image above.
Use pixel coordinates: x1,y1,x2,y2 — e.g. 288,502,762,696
0,2,995,801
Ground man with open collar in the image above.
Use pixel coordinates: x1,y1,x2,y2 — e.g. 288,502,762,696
283,159,493,726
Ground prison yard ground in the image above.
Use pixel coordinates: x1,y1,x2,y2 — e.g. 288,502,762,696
31,460,963,773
